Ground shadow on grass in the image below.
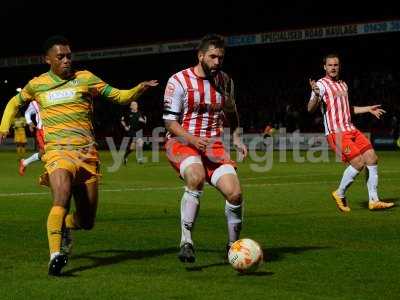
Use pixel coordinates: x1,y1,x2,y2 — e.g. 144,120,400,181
186,262,274,276
62,246,329,276
265,246,331,262
196,246,330,263
185,246,327,274
238,271,274,276
186,262,228,272
359,198,398,210
185,249,275,276
62,248,176,276
186,262,273,276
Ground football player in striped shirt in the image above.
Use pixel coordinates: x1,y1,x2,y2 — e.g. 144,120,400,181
0,35,158,276
308,53,394,212
163,34,248,263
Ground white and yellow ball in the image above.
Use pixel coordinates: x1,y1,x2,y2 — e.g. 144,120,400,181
228,238,264,273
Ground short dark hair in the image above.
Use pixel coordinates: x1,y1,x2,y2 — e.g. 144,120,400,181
197,34,226,53
323,53,340,64
43,35,70,54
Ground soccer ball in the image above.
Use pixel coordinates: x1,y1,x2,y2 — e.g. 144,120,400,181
228,238,263,273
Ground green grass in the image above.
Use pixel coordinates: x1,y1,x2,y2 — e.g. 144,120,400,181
0,150,399,299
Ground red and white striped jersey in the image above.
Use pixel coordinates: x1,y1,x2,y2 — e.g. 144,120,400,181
24,100,43,129
163,67,234,138
310,76,356,135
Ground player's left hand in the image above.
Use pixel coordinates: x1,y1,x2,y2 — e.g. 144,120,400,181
234,141,248,160
309,79,320,96
369,105,386,119
141,80,159,91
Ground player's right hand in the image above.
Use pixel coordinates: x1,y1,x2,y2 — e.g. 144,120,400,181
189,135,209,151
309,79,320,96
369,105,386,119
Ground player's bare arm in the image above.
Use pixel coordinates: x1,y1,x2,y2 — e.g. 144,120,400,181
164,120,209,151
307,79,321,113
353,105,386,119
225,108,248,158
221,79,247,158
233,127,248,159
222,79,235,113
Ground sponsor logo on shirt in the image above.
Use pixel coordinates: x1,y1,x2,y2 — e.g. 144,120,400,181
333,90,348,97
45,89,76,105
194,103,222,113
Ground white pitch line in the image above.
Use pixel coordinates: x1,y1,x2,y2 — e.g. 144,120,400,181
242,170,400,181
1,178,400,197
0,191,49,197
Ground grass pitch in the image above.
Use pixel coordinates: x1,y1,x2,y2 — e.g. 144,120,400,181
0,150,399,299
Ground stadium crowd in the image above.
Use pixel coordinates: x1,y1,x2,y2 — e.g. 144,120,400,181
1,34,399,144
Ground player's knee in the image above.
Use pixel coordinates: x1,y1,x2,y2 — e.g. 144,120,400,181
59,185,71,196
186,172,205,190
351,156,365,171
53,187,72,204
226,191,242,205
367,153,378,165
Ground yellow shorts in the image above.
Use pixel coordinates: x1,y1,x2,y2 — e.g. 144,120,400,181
39,148,100,186
14,132,27,144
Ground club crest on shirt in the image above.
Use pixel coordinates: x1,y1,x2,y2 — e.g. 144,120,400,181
47,161,58,170
70,79,80,86
343,145,351,155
